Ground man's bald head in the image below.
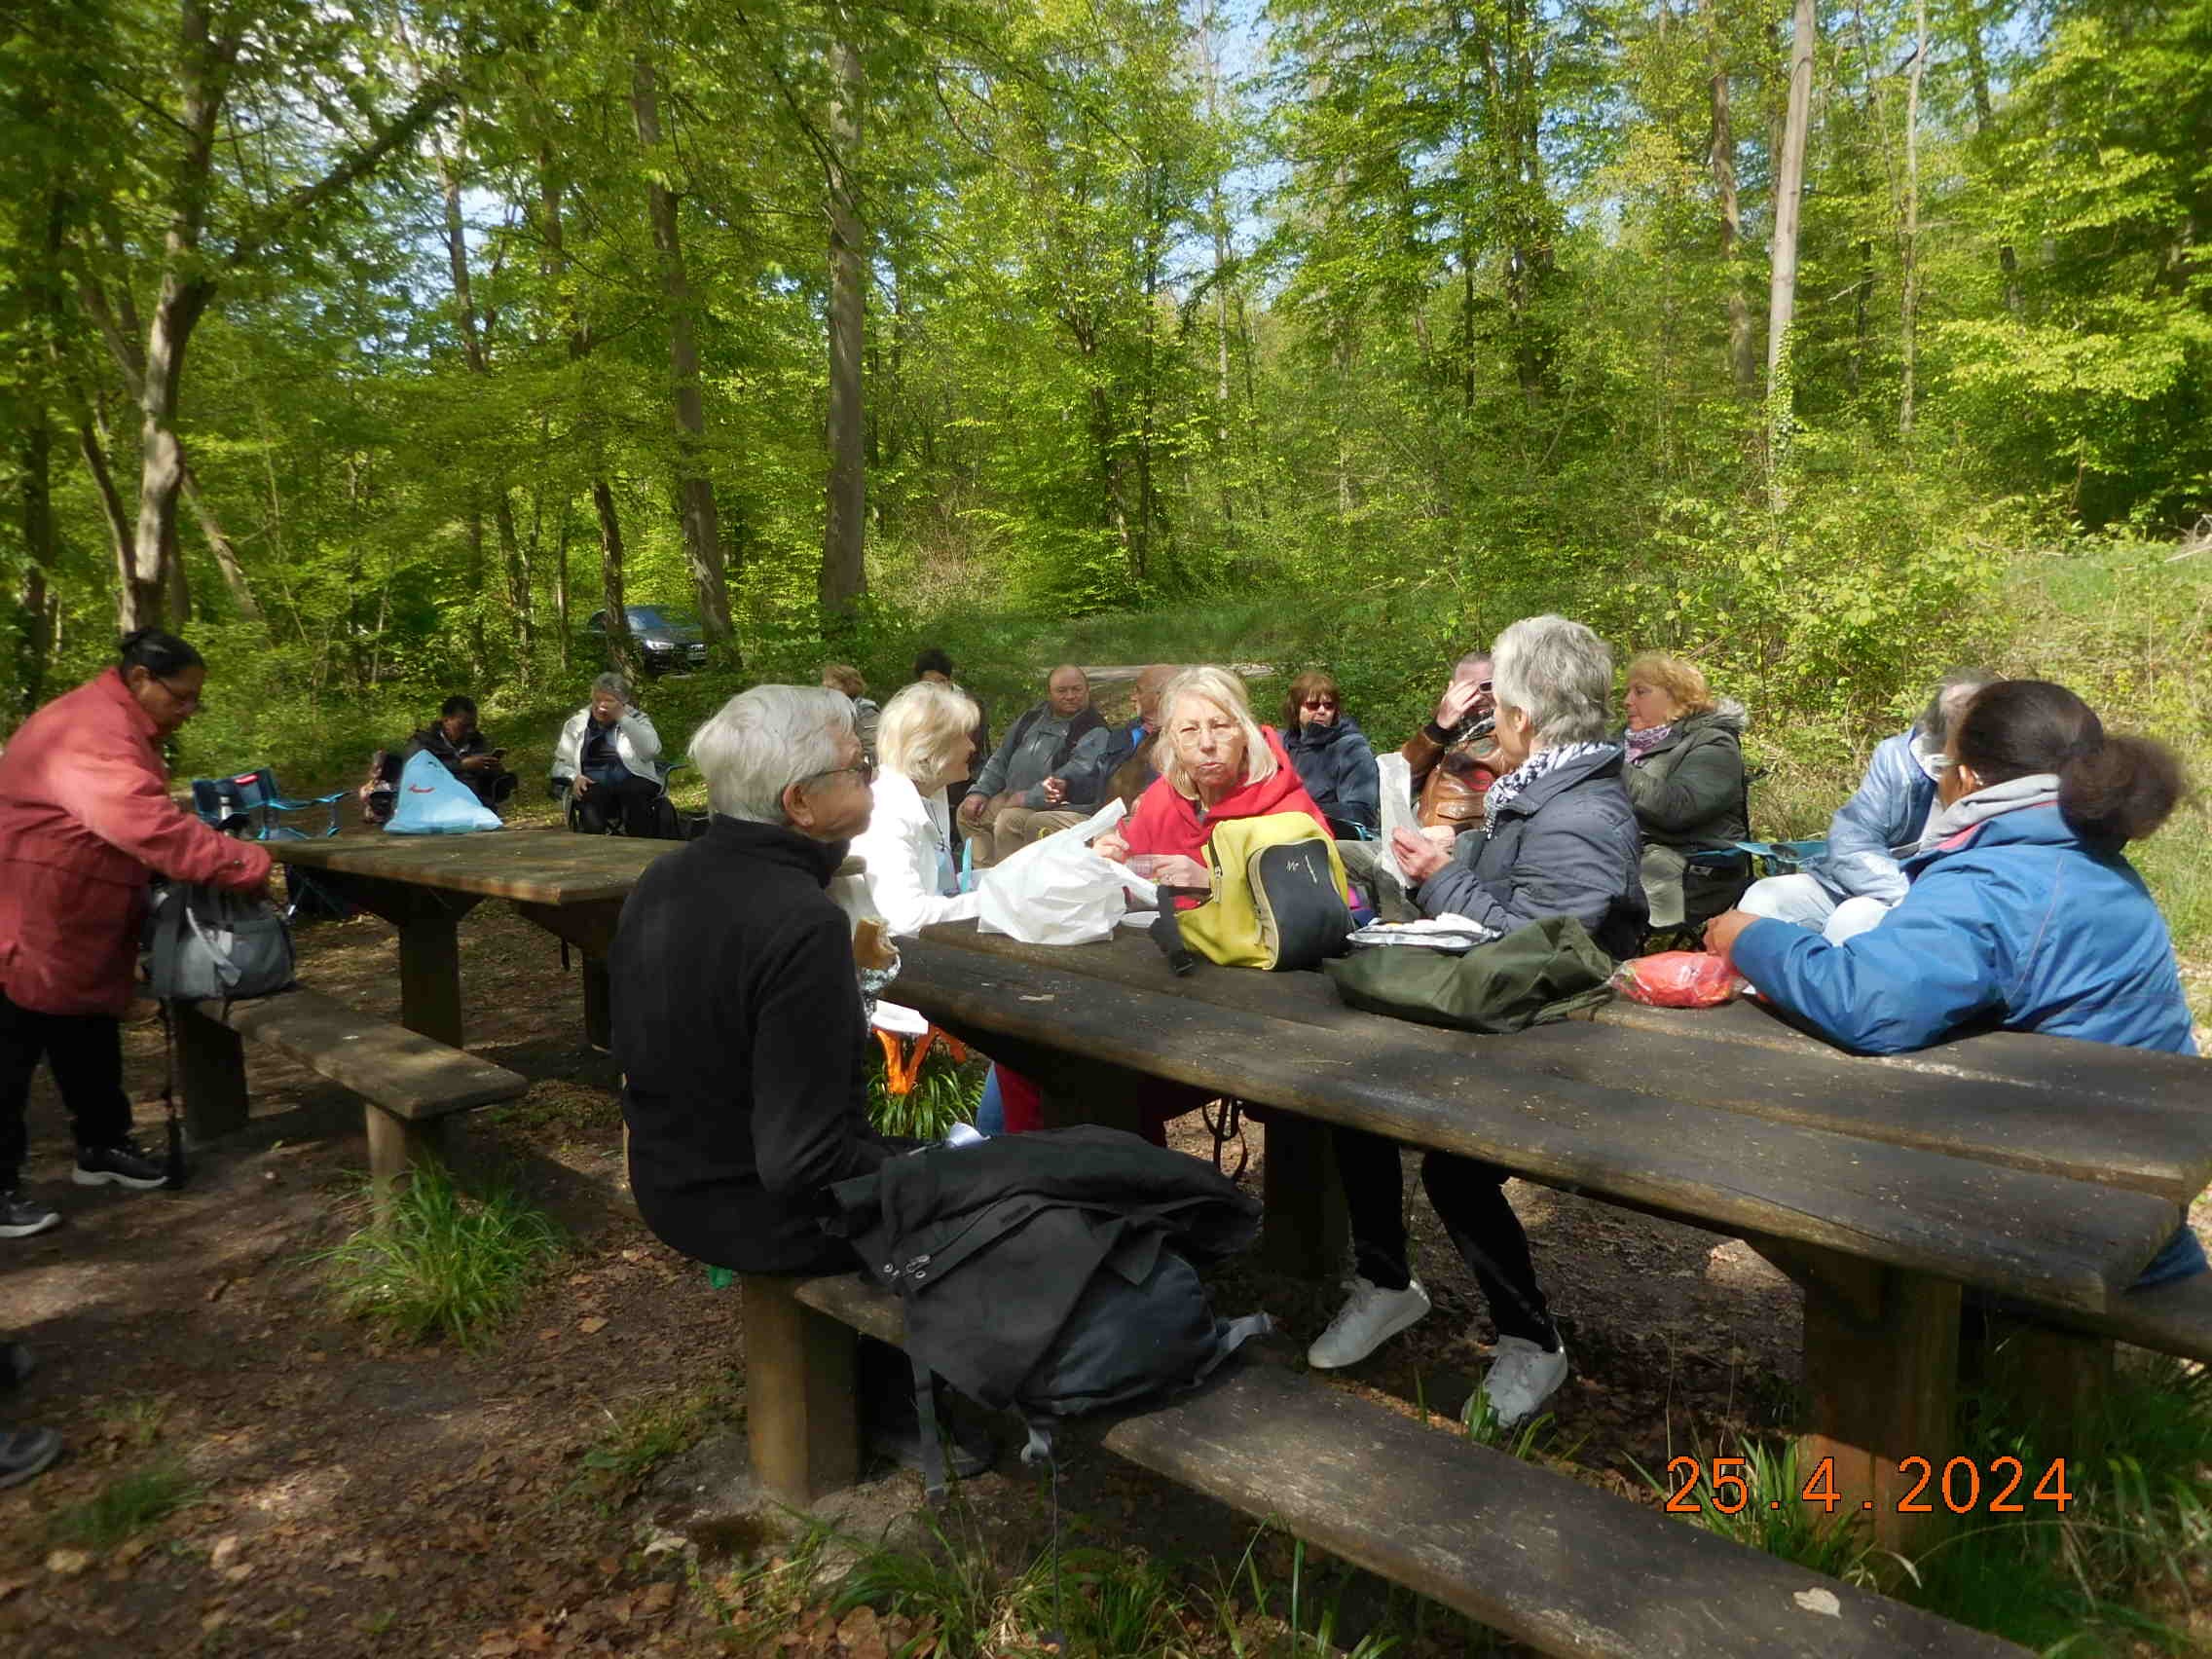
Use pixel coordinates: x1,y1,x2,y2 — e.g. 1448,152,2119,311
1134,664,1175,725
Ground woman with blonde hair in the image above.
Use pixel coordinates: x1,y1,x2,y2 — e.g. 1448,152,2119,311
1096,667,1330,892
850,680,981,936
1618,650,1748,929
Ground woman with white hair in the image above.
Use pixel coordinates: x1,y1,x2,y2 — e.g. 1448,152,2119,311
850,680,982,936
551,672,667,836
1095,665,1331,891
1309,616,1645,1431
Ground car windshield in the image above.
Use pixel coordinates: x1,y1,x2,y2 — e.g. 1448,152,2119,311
626,607,699,631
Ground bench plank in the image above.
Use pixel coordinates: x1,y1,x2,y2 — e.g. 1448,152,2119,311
919,927,2212,1201
194,987,528,1122
1105,1362,2025,1658
784,1274,2022,1658
2033,1268,2212,1362
894,940,2178,1313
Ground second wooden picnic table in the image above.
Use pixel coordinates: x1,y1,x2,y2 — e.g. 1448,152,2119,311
896,920,2212,1546
271,828,681,1050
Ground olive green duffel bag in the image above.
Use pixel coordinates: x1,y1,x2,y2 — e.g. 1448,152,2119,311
1321,914,1614,1034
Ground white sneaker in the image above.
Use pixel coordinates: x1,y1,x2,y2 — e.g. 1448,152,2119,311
1306,1276,1431,1369
1480,1336,1569,1428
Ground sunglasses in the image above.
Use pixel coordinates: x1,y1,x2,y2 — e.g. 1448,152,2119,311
1301,697,1339,709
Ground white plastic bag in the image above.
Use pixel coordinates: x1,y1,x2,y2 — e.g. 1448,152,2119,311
975,798,1157,945
1374,753,1420,885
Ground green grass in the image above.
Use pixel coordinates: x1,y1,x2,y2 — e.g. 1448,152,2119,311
312,1161,565,1348
51,1461,205,1550
866,1040,985,1142
569,1382,739,1508
1633,1436,1887,1589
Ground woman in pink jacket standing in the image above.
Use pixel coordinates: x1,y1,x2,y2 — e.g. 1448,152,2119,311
0,629,272,1240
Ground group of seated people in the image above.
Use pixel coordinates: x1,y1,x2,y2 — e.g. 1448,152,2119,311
611,618,2201,1440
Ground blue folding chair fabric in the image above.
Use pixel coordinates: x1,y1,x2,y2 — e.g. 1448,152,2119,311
386,749,503,835
1686,838,1828,879
190,768,345,840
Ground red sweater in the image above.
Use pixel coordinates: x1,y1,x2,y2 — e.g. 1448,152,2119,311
1122,727,1333,897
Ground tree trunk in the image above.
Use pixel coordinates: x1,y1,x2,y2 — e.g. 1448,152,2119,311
554,498,571,671
819,32,868,626
631,57,735,655
1199,0,1235,537
180,464,263,622
1705,0,1756,391
1899,0,1926,437
15,413,55,722
1954,0,2021,314
593,480,638,682
1766,0,1817,501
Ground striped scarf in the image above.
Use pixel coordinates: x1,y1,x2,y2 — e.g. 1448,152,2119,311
1484,741,1617,824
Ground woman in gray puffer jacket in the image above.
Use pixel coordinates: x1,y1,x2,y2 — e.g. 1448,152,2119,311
1619,652,1748,929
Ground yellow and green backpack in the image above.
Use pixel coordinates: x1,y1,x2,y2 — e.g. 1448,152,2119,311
1177,814,1354,971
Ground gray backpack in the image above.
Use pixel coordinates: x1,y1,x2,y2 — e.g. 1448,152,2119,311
147,882,296,1004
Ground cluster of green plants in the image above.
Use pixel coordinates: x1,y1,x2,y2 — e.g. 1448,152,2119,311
312,1161,566,1349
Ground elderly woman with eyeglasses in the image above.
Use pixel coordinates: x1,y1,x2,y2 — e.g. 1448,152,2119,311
1281,671,1381,837
0,628,274,1245
1310,616,1646,1431
551,672,668,836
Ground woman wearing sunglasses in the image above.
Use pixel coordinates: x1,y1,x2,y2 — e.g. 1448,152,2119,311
1281,672,1381,838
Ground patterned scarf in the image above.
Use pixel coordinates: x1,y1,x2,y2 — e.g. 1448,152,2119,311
1623,722,1674,765
1484,741,1617,824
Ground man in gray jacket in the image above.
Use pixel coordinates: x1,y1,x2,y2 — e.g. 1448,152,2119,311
957,665,1111,866
1739,668,1995,943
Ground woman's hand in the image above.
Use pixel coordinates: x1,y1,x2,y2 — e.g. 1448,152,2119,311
1147,853,1211,888
571,774,593,797
1391,826,1451,885
1093,831,1130,863
1702,909,1759,962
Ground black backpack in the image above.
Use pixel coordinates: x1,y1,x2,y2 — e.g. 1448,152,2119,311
828,1125,1270,1495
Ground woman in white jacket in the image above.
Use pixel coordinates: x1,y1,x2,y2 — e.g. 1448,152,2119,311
852,680,984,936
551,674,667,836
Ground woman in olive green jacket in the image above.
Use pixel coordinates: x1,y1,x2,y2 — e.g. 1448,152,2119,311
1620,653,1748,928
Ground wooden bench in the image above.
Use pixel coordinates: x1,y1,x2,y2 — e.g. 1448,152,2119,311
745,1272,2025,1658
175,987,530,1212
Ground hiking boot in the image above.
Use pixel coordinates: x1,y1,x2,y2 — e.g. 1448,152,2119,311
0,1426,62,1490
73,1137,167,1191
1480,1336,1569,1429
0,1190,61,1239
1306,1275,1431,1370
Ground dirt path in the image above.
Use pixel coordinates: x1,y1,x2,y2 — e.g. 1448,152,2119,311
2,899,1821,1656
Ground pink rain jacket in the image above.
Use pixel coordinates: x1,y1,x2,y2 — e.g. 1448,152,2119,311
0,670,273,1015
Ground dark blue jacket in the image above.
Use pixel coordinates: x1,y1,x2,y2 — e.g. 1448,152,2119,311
1285,716,1382,832
1058,716,1155,805
1732,801,2203,1287
1417,745,1647,961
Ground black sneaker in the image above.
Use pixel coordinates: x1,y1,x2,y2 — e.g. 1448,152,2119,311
0,1426,62,1490
0,1190,61,1238
73,1138,167,1191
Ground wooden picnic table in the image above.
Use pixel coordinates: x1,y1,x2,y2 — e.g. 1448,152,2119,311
896,922,2212,1545
270,829,680,1050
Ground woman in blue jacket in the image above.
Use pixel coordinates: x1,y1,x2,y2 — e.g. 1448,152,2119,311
1707,680,2203,1286
1281,671,1382,835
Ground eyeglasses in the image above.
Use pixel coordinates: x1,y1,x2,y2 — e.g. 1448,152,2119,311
801,758,875,789
1301,697,1339,710
153,676,203,711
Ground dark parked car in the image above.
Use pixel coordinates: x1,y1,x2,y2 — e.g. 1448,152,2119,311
586,606,709,675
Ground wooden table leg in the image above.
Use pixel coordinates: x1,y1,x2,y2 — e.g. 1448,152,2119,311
174,1005,249,1141
1791,1252,1959,1552
742,1274,861,1503
582,955,612,1052
1260,1114,1347,1280
397,914,464,1049
1969,1315,2113,1459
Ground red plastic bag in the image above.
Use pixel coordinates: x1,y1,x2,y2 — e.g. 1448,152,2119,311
1610,951,1743,1009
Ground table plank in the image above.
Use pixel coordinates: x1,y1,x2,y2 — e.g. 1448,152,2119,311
917,926,2212,1202
271,827,676,905
894,939,2178,1313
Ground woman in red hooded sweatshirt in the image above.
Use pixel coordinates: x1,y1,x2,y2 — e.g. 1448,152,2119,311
1096,665,1332,888
0,629,273,1239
